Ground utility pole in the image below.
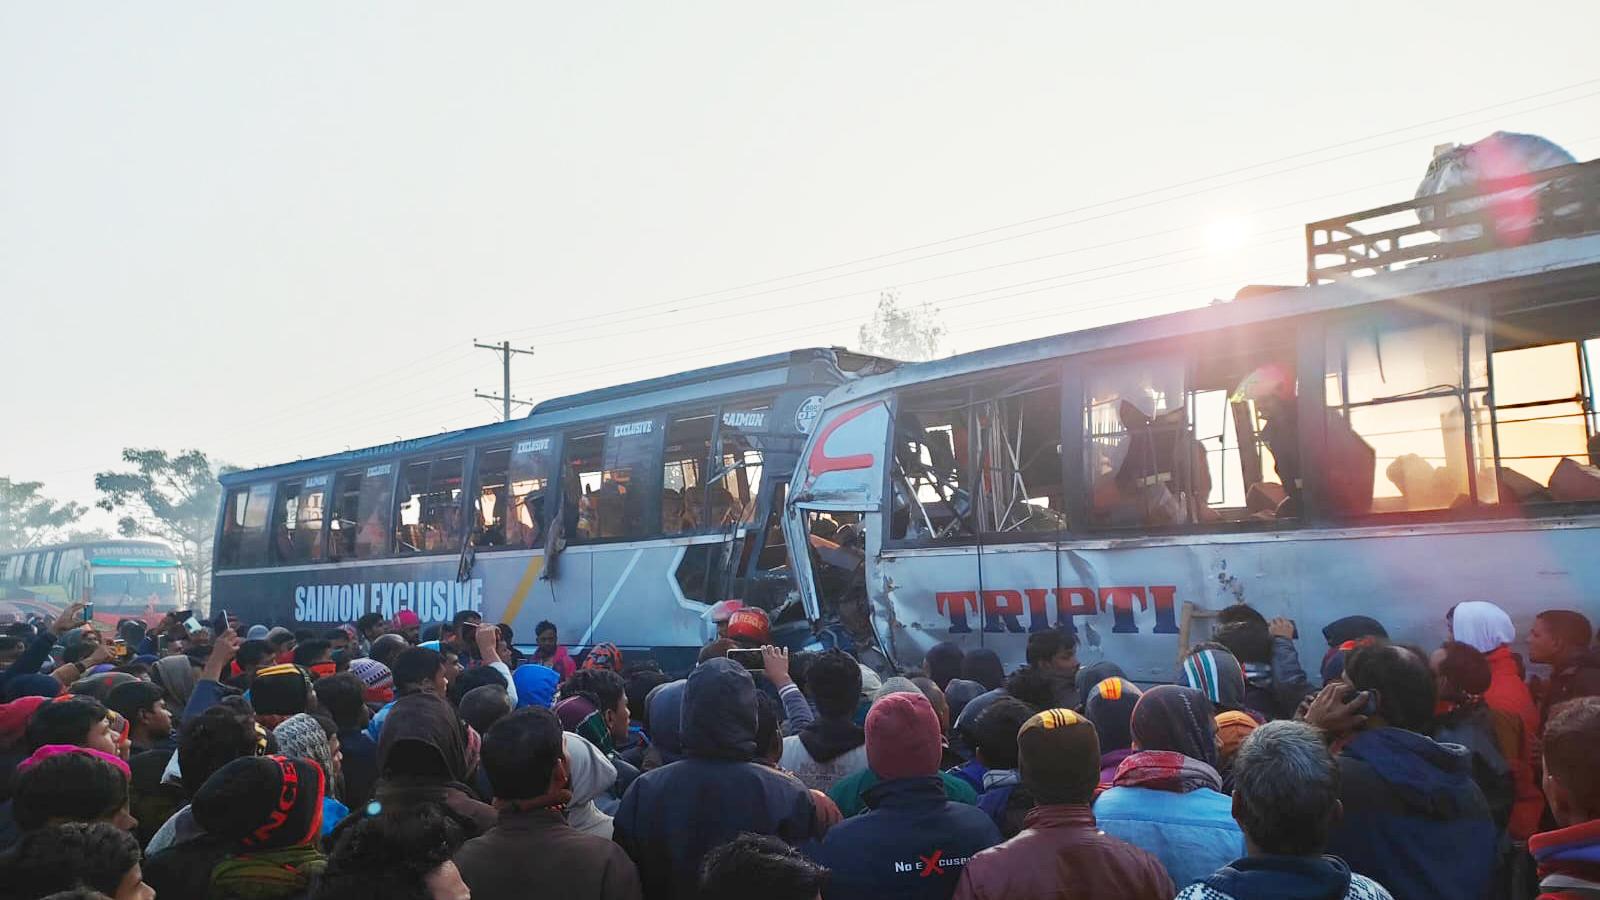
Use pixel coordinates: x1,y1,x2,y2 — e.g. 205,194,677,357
473,339,537,421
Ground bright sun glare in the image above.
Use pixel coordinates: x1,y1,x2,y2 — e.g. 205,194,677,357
1205,215,1250,253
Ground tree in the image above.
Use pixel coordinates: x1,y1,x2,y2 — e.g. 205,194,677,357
95,449,224,606
856,290,946,362
0,478,88,550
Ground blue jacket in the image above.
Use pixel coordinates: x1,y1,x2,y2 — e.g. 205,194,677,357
614,659,816,900
1093,784,1245,890
807,776,1001,900
1176,854,1395,900
1326,727,1497,900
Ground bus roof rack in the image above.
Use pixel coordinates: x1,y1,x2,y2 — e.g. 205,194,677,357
1307,157,1600,284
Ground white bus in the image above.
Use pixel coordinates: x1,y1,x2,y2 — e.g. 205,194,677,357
782,159,1600,681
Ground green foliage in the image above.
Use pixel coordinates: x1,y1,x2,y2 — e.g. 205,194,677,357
856,290,946,362
95,448,223,603
0,478,87,550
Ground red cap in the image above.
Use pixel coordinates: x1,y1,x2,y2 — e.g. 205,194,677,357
866,692,942,781
726,608,770,644
394,610,421,628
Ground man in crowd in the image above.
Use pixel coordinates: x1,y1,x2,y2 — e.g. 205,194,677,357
1306,641,1497,900
1179,720,1394,900
780,648,867,792
615,657,817,899
1531,697,1600,898
956,708,1171,900
1023,629,1081,709
1528,611,1600,724
454,707,642,899
105,681,174,755
314,671,380,811
807,691,1000,899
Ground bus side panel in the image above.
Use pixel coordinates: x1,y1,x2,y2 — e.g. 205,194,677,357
485,550,590,654
877,523,1599,682
575,543,715,650
878,546,984,663
215,557,477,630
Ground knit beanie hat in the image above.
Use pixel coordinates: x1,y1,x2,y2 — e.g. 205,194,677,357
5,673,63,702
265,627,295,647
251,664,313,717
393,610,421,630
192,755,326,851
274,714,337,799
865,691,941,781
68,671,139,702
582,642,623,672
1017,708,1101,805
873,676,920,702
349,658,395,703
246,625,271,641
555,694,614,755
1082,676,1143,753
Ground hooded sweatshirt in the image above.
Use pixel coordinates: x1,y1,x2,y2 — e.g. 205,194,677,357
564,730,618,839
613,658,815,900
780,716,868,792
374,692,497,837
1326,727,1497,900
1175,854,1395,900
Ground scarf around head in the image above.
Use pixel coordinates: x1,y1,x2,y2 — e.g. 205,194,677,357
1112,749,1223,793
211,845,327,900
153,655,198,707
377,692,471,785
1131,684,1219,769
1451,601,1516,653
555,694,614,755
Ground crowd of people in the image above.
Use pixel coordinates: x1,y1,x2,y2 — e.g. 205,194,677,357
0,595,1597,900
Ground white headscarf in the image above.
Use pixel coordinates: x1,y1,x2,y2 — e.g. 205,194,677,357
562,731,617,839
1452,601,1516,653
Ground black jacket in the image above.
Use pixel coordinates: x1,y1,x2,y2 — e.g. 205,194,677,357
614,658,816,900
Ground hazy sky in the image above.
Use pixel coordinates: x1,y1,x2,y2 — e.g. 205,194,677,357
4,2,1598,532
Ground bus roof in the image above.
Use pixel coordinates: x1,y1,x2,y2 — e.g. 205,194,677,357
223,346,895,486
0,538,178,559
822,229,1600,406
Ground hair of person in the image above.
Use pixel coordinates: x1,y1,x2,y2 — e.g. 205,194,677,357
314,806,463,900
104,680,165,725
368,634,410,668
1537,610,1595,652
788,650,815,695
1024,629,1077,667
447,664,508,706
0,635,22,655
698,638,736,664
293,639,333,668
805,648,864,719
391,648,444,693
322,628,351,643
0,822,140,898
11,751,129,831
420,623,443,645
626,669,672,723
1343,640,1436,732
753,689,782,761
451,609,482,627
1229,719,1340,855
535,620,557,638
1544,697,1600,818
1003,665,1058,711
1214,620,1274,665
970,697,1035,769
561,668,625,713
356,612,386,631
38,890,112,900
480,707,564,801
1435,641,1493,699
177,707,261,798
1216,604,1268,628
313,672,368,732
25,697,108,751
910,677,949,726
237,639,274,669
699,832,830,900
458,686,513,736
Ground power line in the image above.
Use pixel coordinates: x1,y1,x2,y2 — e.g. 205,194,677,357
472,340,537,421
492,77,1600,342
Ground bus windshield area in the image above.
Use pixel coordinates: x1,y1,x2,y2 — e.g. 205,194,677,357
91,568,180,614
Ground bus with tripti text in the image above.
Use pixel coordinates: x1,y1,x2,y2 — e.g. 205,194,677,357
782,157,1600,680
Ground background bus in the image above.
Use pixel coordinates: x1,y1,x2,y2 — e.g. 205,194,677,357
0,539,190,628
211,348,892,671
783,158,1600,681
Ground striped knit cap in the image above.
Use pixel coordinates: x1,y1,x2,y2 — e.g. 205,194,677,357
1017,708,1101,805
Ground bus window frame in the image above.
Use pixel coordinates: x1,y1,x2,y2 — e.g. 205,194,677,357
270,474,332,566
466,435,561,553
392,452,470,557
